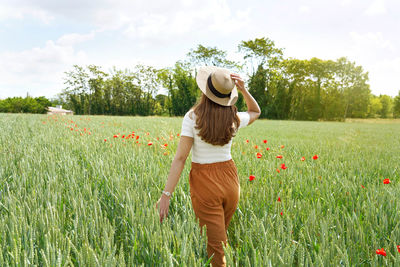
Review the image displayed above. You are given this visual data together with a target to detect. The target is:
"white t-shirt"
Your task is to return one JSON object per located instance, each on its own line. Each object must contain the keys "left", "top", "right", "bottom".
{"left": 180, "top": 110, "right": 250, "bottom": 164}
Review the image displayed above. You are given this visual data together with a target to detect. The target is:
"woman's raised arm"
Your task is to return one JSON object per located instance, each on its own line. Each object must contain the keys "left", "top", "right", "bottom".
{"left": 231, "top": 73, "right": 261, "bottom": 125}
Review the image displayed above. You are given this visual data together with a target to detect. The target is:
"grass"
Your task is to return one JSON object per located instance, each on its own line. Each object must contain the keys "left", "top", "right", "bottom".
{"left": 0, "top": 113, "right": 399, "bottom": 266}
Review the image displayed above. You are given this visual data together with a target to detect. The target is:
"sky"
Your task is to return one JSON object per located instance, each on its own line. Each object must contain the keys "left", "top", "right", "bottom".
{"left": 0, "top": 0, "right": 399, "bottom": 99}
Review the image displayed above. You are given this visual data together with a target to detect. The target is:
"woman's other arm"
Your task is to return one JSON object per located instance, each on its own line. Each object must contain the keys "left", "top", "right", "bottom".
{"left": 230, "top": 73, "right": 261, "bottom": 125}
{"left": 156, "top": 135, "right": 193, "bottom": 223}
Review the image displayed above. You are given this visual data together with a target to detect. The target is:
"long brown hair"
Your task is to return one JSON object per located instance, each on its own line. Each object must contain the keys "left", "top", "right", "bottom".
{"left": 192, "top": 94, "right": 240, "bottom": 146}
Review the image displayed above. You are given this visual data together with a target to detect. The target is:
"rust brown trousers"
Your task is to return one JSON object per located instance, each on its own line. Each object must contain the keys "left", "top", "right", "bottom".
{"left": 189, "top": 159, "right": 240, "bottom": 267}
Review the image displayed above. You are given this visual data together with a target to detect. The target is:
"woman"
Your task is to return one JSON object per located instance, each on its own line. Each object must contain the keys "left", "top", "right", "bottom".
{"left": 156, "top": 66, "right": 261, "bottom": 266}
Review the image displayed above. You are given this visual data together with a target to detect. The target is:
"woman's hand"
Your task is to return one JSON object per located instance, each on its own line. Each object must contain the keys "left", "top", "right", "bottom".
{"left": 155, "top": 194, "right": 170, "bottom": 223}
{"left": 230, "top": 73, "right": 246, "bottom": 93}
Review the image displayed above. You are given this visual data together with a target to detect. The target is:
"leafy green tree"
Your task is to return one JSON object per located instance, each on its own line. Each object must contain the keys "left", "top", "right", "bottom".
{"left": 393, "top": 91, "right": 400, "bottom": 118}
{"left": 87, "top": 65, "right": 108, "bottom": 115}
{"left": 367, "top": 95, "right": 383, "bottom": 118}
{"left": 158, "top": 67, "right": 175, "bottom": 116}
{"left": 334, "top": 58, "right": 370, "bottom": 119}
{"left": 62, "top": 65, "right": 89, "bottom": 115}
{"left": 187, "top": 44, "right": 239, "bottom": 70}
{"left": 172, "top": 61, "right": 198, "bottom": 116}
{"left": 308, "top": 58, "right": 335, "bottom": 120}
{"left": 378, "top": 94, "right": 393, "bottom": 118}
{"left": 34, "top": 96, "right": 52, "bottom": 113}
{"left": 133, "top": 64, "right": 161, "bottom": 116}
{"left": 238, "top": 37, "right": 284, "bottom": 118}
{"left": 0, "top": 96, "right": 51, "bottom": 113}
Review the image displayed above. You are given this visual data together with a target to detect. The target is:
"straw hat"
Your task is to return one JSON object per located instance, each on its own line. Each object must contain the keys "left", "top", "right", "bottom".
{"left": 196, "top": 66, "right": 238, "bottom": 106}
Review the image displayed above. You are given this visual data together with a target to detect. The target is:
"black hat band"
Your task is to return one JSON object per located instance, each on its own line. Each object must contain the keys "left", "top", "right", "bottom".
{"left": 207, "top": 74, "right": 231, "bottom": 98}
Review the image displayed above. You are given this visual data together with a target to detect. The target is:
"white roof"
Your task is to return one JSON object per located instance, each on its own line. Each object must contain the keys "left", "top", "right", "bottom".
{"left": 48, "top": 107, "right": 73, "bottom": 113}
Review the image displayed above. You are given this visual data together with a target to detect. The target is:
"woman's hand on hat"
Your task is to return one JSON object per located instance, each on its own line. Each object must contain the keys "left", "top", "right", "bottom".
{"left": 155, "top": 194, "right": 170, "bottom": 223}
{"left": 230, "top": 73, "right": 246, "bottom": 93}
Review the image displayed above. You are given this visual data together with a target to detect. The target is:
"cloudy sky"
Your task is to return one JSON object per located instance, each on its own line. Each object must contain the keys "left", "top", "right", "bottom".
{"left": 0, "top": 0, "right": 399, "bottom": 99}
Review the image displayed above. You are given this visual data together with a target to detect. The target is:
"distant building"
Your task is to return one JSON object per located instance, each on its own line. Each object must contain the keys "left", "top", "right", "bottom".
{"left": 47, "top": 105, "right": 74, "bottom": 115}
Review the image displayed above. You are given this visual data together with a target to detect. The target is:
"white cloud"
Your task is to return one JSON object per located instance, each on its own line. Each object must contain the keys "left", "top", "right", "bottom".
{"left": 119, "top": 0, "right": 250, "bottom": 43}
{"left": 340, "top": 0, "right": 353, "bottom": 6}
{"left": 0, "top": 40, "right": 88, "bottom": 98}
{"left": 367, "top": 57, "right": 400, "bottom": 96}
{"left": 1, "top": 0, "right": 399, "bottom": 98}
{"left": 1, "top": 0, "right": 249, "bottom": 41}
{"left": 299, "top": 5, "right": 311, "bottom": 14}
{"left": 348, "top": 31, "right": 398, "bottom": 96}
{"left": 365, "top": 0, "right": 387, "bottom": 16}
{"left": 349, "top": 31, "right": 395, "bottom": 56}
{"left": 0, "top": 2, "right": 54, "bottom": 23}
{"left": 56, "top": 31, "right": 96, "bottom": 46}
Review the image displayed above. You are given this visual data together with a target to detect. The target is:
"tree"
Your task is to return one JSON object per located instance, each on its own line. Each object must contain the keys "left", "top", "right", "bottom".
{"left": 378, "top": 94, "right": 393, "bottom": 118}
{"left": 87, "top": 65, "right": 108, "bottom": 115}
{"left": 133, "top": 64, "right": 161, "bottom": 116}
{"left": 367, "top": 95, "right": 382, "bottom": 118}
{"left": 0, "top": 96, "right": 51, "bottom": 113}
{"left": 334, "top": 58, "right": 370, "bottom": 119}
{"left": 393, "top": 91, "right": 400, "bottom": 118}
{"left": 62, "top": 65, "right": 89, "bottom": 115}
{"left": 187, "top": 44, "right": 239, "bottom": 70}
{"left": 238, "top": 37, "right": 283, "bottom": 76}
{"left": 171, "top": 61, "right": 198, "bottom": 116}
{"left": 308, "top": 58, "right": 335, "bottom": 120}
{"left": 238, "top": 37, "right": 284, "bottom": 118}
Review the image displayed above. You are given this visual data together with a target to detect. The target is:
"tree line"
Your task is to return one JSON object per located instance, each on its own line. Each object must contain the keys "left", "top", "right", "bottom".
{"left": 0, "top": 96, "right": 52, "bottom": 114}
{"left": 2, "top": 37, "right": 400, "bottom": 120}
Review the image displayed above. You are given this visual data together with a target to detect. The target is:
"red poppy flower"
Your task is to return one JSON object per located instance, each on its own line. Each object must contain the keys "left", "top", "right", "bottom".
{"left": 397, "top": 245, "right": 400, "bottom": 253}
{"left": 177, "top": 133, "right": 180, "bottom": 137}
{"left": 301, "top": 157, "right": 305, "bottom": 161}
{"left": 148, "top": 142, "right": 153, "bottom": 146}
{"left": 122, "top": 135, "right": 125, "bottom": 138}
{"left": 383, "top": 178, "right": 390, "bottom": 184}
{"left": 113, "top": 135, "right": 118, "bottom": 138}
{"left": 376, "top": 248, "right": 386, "bottom": 256}
{"left": 280, "top": 163, "right": 287, "bottom": 170}
{"left": 136, "top": 136, "right": 139, "bottom": 140}
{"left": 277, "top": 197, "right": 281, "bottom": 202}
{"left": 246, "top": 139, "right": 249, "bottom": 143}
{"left": 266, "top": 147, "right": 270, "bottom": 151}
{"left": 280, "top": 211, "right": 283, "bottom": 216}
{"left": 276, "top": 155, "right": 283, "bottom": 159}
{"left": 146, "top": 132, "right": 149, "bottom": 135}
{"left": 249, "top": 175, "right": 255, "bottom": 181}
{"left": 256, "top": 152, "right": 262, "bottom": 159}
{"left": 164, "top": 143, "right": 168, "bottom": 147}
{"left": 313, "top": 155, "right": 318, "bottom": 160}
{"left": 361, "top": 185, "right": 365, "bottom": 189}
{"left": 263, "top": 140, "right": 267, "bottom": 144}
{"left": 276, "top": 168, "right": 280, "bottom": 173}
{"left": 254, "top": 145, "right": 258, "bottom": 149}
{"left": 104, "top": 139, "right": 107, "bottom": 142}
{"left": 281, "top": 145, "right": 285, "bottom": 149}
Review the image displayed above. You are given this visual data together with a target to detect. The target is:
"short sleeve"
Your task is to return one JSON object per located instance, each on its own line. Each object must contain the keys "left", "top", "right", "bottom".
{"left": 180, "top": 111, "right": 195, "bottom": 137}
{"left": 238, "top": 112, "right": 250, "bottom": 129}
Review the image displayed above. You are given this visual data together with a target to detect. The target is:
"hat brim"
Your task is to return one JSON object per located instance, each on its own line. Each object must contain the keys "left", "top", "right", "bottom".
{"left": 196, "top": 66, "right": 238, "bottom": 106}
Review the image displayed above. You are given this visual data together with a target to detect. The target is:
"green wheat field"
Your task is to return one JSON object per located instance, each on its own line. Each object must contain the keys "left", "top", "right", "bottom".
{"left": 0, "top": 113, "right": 399, "bottom": 266}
